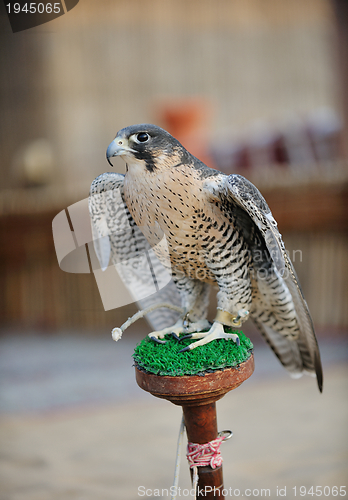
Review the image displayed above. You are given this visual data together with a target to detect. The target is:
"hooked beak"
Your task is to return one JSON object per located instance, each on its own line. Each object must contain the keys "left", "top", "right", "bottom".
{"left": 106, "top": 137, "right": 134, "bottom": 167}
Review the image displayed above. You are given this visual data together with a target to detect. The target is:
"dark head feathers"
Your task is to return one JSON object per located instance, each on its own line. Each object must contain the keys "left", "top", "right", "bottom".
{"left": 116, "top": 124, "right": 222, "bottom": 178}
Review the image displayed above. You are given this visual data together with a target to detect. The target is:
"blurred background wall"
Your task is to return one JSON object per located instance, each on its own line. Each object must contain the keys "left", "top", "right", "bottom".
{"left": 0, "top": 0, "right": 347, "bottom": 332}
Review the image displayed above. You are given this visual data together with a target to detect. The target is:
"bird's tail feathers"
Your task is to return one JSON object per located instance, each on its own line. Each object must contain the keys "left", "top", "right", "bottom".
{"left": 251, "top": 318, "right": 304, "bottom": 376}
{"left": 282, "top": 257, "right": 323, "bottom": 392}
{"left": 251, "top": 316, "right": 322, "bottom": 392}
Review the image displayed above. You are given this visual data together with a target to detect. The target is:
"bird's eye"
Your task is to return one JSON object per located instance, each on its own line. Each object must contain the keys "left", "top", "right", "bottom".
{"left": 136, "top": 132, "right": 150, "bottom": 143}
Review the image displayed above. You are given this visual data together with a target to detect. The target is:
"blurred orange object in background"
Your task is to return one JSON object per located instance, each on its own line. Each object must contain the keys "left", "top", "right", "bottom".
{"left": 157, "top": 98, "right": 215, "bottom": 168}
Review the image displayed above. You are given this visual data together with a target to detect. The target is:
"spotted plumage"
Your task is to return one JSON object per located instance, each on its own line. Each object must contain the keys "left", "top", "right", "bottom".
{"left": 89, "top": 124, "right": 323, "bottom": 391}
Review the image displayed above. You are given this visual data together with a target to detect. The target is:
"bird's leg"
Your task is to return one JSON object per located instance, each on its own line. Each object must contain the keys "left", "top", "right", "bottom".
{"left": 179, "top": 322, "right": 239, "bottom": 352}
{"left": 148, "top": 278, "right": 211, "bottom": 344}
{"left": 179, "top": 309, "right": 249, "bottom": 352}
{"left": 148, "top": 318, "right": 185, "bottom": 344}
{"left": 180, "top": 321, "right": 240, "bottom": 352}
{"left": 148, "top": 317, "right": 211, "bottom": 344}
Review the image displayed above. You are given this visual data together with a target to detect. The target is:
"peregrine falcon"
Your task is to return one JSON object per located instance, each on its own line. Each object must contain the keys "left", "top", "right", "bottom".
{"left": 89, "top": 124, "right": 323, "bottom": 392}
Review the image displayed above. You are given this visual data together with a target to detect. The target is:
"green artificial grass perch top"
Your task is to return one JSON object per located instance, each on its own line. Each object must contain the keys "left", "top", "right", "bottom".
{"left": 133, "top": 329, "right": 253, "bottom": 377}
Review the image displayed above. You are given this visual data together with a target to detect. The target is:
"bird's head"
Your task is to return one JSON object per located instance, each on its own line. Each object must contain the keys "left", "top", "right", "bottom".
{"left": 106, "top": 124, "right": 189, "bottom": 173}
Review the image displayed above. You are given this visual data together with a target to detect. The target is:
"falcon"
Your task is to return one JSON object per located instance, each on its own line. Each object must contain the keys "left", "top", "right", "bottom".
{"left": 89, "top": 124, "right": 323, "bottom": 392}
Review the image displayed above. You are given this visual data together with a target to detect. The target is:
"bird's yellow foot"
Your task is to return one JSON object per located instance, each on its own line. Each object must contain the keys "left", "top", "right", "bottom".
{"left": 149, "top": 319, "right": 211, "bottom": 344}
{"left": 179, "top": 322, "right": 240, "bottom": 352}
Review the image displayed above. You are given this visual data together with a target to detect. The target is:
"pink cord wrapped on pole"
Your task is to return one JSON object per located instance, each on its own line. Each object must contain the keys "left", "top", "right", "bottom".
{"left": 187, "top": 436, "right": 226, "bottom": 470}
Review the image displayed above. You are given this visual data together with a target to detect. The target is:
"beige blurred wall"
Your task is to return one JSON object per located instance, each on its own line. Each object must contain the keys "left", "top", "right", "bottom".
{"left": 0, "top": 0, "right": 338, "bottom": 190}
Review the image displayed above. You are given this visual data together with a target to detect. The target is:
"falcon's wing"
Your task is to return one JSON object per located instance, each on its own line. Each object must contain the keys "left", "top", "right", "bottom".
{"left": 208, "top": 173, "right": 323, "bottom": 391}
{"left": 88, "top": 172, "right": 181, "bottom": 330}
